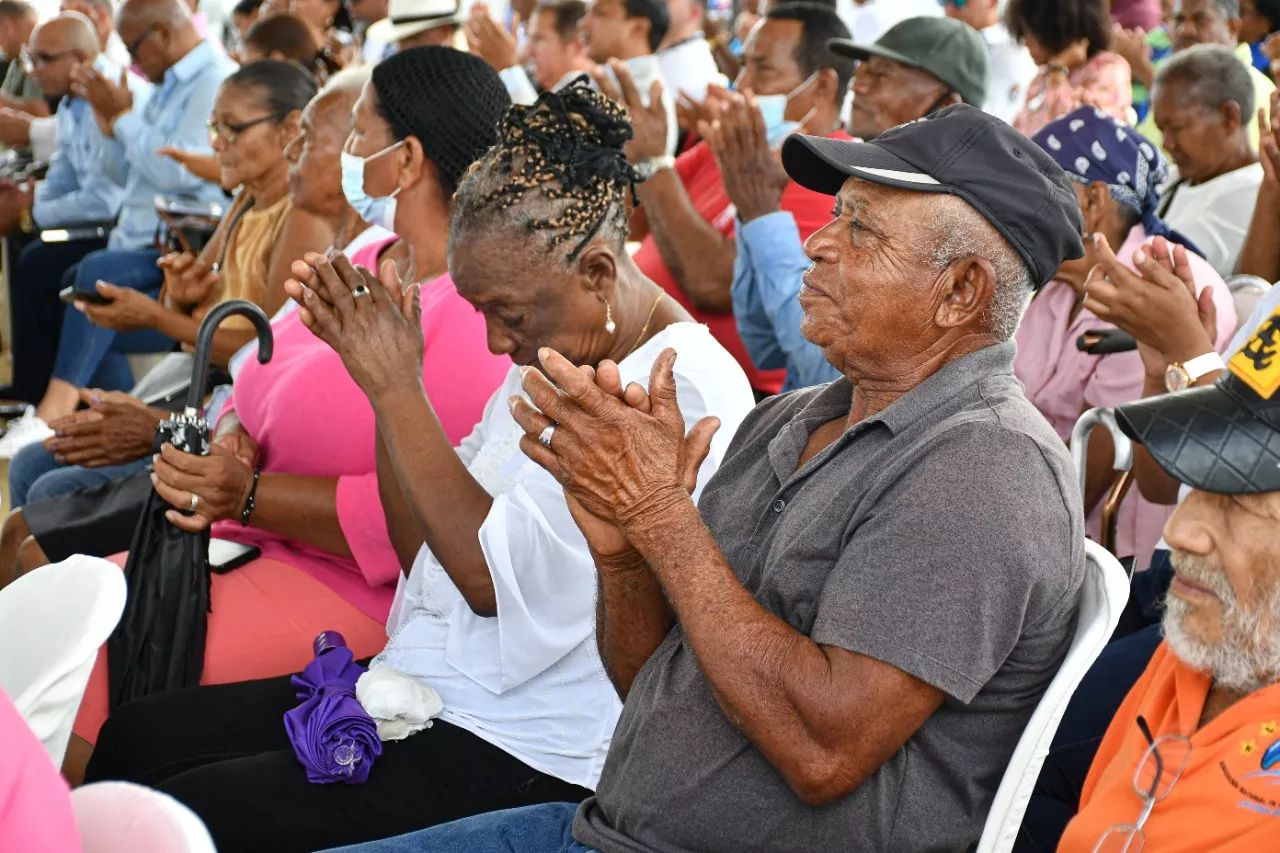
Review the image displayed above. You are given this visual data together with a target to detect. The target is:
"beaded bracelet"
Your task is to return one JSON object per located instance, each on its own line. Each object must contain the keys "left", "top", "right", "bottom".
{"left": 240, "top": 463, "right": 263, "bottom": 527}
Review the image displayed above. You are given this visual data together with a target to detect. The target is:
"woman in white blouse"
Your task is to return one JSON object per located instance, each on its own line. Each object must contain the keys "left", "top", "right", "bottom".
{"left": 82, "top": 82, "right": 755, "bottom": 853}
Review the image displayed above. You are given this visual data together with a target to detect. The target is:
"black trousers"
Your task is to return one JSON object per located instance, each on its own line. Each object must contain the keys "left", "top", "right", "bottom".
{"left": 86, "top": 674, "right": 594, "bottom": 853}
{"left": 10, "top": 236, "right": 108, "bottom": 402}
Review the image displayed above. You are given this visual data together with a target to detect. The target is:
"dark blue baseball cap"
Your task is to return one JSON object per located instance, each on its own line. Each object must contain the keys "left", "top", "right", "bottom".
{"left": 781, "top": 104, "right": 1085, "bottom": 289}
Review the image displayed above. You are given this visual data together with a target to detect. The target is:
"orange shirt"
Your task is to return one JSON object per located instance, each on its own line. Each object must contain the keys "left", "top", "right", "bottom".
{"left": 633, "top": 136, "right": 848, "bottom": 395}
{"left": 1059, "top": 642, "right": 1280, "bottom": 852}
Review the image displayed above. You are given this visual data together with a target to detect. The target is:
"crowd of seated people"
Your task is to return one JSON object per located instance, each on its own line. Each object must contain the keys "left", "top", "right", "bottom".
{"left": 2, "top": 0, "right": 1280, "bottom": 851}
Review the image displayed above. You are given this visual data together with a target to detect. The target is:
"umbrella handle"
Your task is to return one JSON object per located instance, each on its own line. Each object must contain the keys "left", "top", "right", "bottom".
{"left": 185, "top": 299, "right": 274, "bottom": 414}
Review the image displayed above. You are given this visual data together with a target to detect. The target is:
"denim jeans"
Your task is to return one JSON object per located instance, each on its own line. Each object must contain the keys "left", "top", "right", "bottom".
{"left": 324, "top": 803, "right": 600, "bottom": 853}
{"left": 52, "top": 248, "right": 173, "bottom": 391}
{"left": 8, "top": 441, "right": 151, "bottom": 509}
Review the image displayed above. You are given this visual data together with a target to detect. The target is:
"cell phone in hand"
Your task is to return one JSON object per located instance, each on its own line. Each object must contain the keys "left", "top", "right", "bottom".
{"left": 59, "top": 285, "right": 113, "bottom": 306}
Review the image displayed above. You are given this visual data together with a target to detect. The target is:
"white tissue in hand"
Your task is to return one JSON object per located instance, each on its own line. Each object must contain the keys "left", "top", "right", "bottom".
{"left": 356, "top": 667, "right": 444, "bottom": 742}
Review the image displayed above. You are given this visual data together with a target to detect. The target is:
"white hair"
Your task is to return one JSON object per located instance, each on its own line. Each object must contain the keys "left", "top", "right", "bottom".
{"left": 1163, "top": 549, "right": 1280, "bottom": 694}
{"left": 925, "top": 200, "right": 1034, "bottom": 341}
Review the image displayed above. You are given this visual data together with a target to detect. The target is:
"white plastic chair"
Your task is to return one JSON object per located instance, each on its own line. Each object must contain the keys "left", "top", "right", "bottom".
{"left": 72, "top": 781, "right": 216, "bottom": 853}
{"left": 0, "top": 556, "right": 127, "bottom": 765}
{"left": 1226, "top": 275, "right": 1271, "bottom": 336}
{"left": 975, "top": 540, "right": 1129, "bottom": 853}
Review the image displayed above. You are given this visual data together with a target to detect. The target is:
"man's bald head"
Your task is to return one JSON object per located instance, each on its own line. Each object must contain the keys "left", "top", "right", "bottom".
{"left": 117, "top": 0, "right": 200, "bottom": 82}
{"left": 28, "top": 13, "right": 100, "bottom": 98}
{"left": 36, "top": 12, "right": 101, "bottom": 54}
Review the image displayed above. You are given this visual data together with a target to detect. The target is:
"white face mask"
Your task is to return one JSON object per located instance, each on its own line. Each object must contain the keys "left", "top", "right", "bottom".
{"left": 755, "top": 94, "right": 802, "bottom": 147}
{"left": 340, "top": 140, "right": 405, "bottom": 232}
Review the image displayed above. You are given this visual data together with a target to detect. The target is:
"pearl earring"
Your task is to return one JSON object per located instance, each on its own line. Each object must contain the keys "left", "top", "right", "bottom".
{"left": 604, "top": 300, "right": 616, "bottom": 334}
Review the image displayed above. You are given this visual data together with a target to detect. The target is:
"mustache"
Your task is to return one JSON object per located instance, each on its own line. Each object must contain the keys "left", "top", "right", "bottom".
{"left": 1169, "top": 549, "right": 1236, "bottom": 604}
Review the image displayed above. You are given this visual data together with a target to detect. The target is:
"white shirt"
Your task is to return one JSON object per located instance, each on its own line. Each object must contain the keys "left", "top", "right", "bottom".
{"left": 498, "top": 66, "right": 583, "bottom": 106}
{"left": 980, "top": 22, "right": 1037, "bottom": 125}
{"left": 1159, "top": 162, "right": 1264, "bottom": 279}
{"left": 374, "top": 322, "right": 755, "bottom": 788}
{"left": 656, "top": 34, "right": 726, "bottom": 103}
{"left": 835, "top": 0, "right": 941, "bottom": 45}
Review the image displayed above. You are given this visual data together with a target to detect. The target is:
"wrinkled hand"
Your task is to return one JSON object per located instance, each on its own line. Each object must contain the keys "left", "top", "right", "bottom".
{"left": 1259, "top": 92, "right": 1280, "bottom": 187}
{"left": 510, "top": 347, "right": 721, "bottom": 538}
{"left": 157, "top": 251, "right": 221, "bottom": 307}
{"left": 1083, "top": 234, "right": 1217, "bottom": 379}
{"left": 151, "top": 441, "right": 254, "bottom": 532}
{"left": 701, "top": 92, "right": 790, "bottom": 223}
{"left": 70, "top": 66, "right": 132, "bottom": 127}
{"left": 465, "top": 3, "right": 520, "bottom": 71}
{"left": 214, "top": 423, "right": 261, "bottom": 470}
{"left": 1109, "top": 24, "right": 1149, "bottom": 70}
{"left": 44, "top": 389, "right": 163, "bottom": 467}
{"left": 284, "top": 251, "right": 424, "bottom": 402}
{"left": 76, "top": 281, "right": 161, "bottom": 333}
{"left": 675, "top": 83, "right": 730, "bottom": 134}
{"left": 0, "top": 108, "right": 32, "bottom": 147}
{"left": 593, "top": 60, "right": 668, "bottom": 163}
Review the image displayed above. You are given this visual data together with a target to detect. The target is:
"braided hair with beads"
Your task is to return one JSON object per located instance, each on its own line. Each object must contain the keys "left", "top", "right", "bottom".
{"left": 451, "top": 78, "right": 641, "bottom": 265}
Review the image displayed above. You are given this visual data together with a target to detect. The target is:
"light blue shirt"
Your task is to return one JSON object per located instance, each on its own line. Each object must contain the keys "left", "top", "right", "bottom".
{"left": 33, "top": 57, "right": 150, "bottom": 230}
{"left": 102, "top": 40, "right": 236, "bottom": 250}
{"left": 731, "top": 211, "right": 840, "bottom": 392}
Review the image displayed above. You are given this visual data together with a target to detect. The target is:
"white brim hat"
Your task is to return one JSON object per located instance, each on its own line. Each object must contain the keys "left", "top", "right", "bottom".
{"left": 367, "top": 0, "right": 461, "bottom": 44}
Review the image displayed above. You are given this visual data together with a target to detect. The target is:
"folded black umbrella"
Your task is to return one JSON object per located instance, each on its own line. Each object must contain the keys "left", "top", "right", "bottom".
{"left": 107, "top": 300, "right": 274, "bottom": 708}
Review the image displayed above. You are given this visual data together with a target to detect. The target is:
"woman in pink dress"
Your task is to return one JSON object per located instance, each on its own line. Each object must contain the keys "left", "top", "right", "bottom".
{"left": 63, "top": 55, "right": 513, "bottom": 774}
{"left": 1007, "top": 0, "right": 1134, "bottom": 137}
{"left": 1015, "top": 108, "right": 1236, "bottom": 567}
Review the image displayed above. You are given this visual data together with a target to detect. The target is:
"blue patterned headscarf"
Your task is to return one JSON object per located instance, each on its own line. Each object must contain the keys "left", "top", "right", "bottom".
{"left": 1031, "top": 106, "right": 1204, "bottom": 257}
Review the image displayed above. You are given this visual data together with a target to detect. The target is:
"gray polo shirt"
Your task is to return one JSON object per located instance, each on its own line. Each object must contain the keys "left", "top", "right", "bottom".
{"left": 574, "top": 340, "right": 1085, "bottom": 853}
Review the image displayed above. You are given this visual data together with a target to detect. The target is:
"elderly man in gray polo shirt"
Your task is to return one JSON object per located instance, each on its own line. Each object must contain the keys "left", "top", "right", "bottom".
{"left": 326, "top": 106, "right": 1089, "bottom": 853}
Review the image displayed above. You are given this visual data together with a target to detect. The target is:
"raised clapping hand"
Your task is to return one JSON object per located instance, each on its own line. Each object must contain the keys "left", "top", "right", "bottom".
{"left": 1259, "top": 91, "right": 1280, "bottom": 187}
{"left": 464, "top": 3, "right": 520, "bottom": 72}
{"left": 282, "top": 252, "right": 425, "bottom": 402}
{"left": 69, "top": 65, "right": 132, "bottom": 131}
{"left": 1083, "top": 233, "right": 1218, "bottom": 379}
{"left": 592, "top": 60, "right": 668, "bottom": 164}
{"left": 509, "top": 347, "right": 721, "bottom": 553}
{"left": 701, "top": 92, "right": 793, "bottom": 223}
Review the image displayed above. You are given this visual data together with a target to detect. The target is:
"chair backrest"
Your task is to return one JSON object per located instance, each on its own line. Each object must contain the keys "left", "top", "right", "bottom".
{"left": 72, "top": 782, "right": 216, "bottom": 853}
{"left": 975, "top": 540, "right": 1129, "bottom": 853}
{"left": 0, "top": 557, "right": 126, "bottom": 765}
{"left": 1226, "top": 275, "right": 1272, "bottom": 337}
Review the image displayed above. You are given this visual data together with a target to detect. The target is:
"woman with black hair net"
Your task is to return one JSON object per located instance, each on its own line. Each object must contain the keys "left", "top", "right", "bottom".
{"left": 82, "top": 55, "right": 755, "bottom": 853}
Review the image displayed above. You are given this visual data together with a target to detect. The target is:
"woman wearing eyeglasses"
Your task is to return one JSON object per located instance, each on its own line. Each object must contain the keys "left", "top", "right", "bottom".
{"left": 0, "top": 58, "right": 327, "bottom": 459}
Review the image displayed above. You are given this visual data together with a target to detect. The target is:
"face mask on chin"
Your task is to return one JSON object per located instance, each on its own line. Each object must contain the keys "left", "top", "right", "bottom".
{"left": 340, "top": 139, "right": 405, "bottom": 232}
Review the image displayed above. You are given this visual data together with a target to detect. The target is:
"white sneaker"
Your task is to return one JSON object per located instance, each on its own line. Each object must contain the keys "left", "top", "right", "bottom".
{"left": 0, "top": 407, "right": 54, "bottom": 459}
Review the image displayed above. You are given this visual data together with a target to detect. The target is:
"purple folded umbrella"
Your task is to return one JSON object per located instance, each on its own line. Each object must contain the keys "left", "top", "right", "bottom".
{"left": 284, "top": 631, "right": 383, "bottom": 784}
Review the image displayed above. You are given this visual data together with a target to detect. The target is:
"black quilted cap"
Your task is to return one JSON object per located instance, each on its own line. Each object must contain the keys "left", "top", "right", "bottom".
{"left": 1116, "top": 309, "right": 1280, "bottom": 495}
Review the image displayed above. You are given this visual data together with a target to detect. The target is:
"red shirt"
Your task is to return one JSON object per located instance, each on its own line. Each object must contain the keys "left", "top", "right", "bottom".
{"left": 633, "top": 134, "right": 849, "bottom": 395}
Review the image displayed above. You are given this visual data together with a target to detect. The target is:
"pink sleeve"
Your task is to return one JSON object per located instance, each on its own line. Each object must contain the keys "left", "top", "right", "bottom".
{"left": 0, "top": 692, "right": 80, "bottom": 853}
{"left": 335, "top": 471, "right": 402, "bottom": 589}
{"left": 1083, "top": 348, "right": 1146, "bottom": 411}
{"left": 418, "top": 277, "right": 511, "bottom": 446}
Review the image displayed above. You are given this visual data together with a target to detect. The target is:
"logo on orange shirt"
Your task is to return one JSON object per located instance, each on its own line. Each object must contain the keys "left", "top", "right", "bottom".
{"left": 1220, "top": 725, "right": 1280, "bottom": 818}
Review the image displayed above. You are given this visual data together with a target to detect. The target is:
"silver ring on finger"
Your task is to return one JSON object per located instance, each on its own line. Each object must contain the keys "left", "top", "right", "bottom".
{"left": 189, "top": 492, "right": 199, "bottom": 512}
{"left": 539, "top": 424, "right": 556, "bottom": 448}
{"left": 352, "top": 284, "right": 371, "bottom": 299}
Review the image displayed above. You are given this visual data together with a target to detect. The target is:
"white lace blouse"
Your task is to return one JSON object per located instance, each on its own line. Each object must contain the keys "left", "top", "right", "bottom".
{"left": 373, "top": 322, "right": 756, "bottom": 788}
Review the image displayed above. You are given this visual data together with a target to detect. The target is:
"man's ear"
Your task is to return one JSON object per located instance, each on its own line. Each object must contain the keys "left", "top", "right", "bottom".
{"left": 934, "top": 256, "right": 998, "bottom": 331}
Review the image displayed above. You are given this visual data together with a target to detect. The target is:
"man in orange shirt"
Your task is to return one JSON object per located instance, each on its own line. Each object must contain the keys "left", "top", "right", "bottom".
{"left": 1058, "top": 301, "right": 1280, "bottom": 852}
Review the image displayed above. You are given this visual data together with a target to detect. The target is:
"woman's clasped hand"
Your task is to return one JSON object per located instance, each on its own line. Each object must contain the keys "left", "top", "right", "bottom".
{"left": 283, "top": 252, "right": 425, "bottom": 399}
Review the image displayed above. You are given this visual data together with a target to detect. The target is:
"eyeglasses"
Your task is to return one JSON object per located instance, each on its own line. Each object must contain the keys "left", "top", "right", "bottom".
{"left": 938, "top": 0, "right": 966, "bottom": 6}
{"left": 126, "top": 23, "right": 158, "bottom": 58}
{"left": 19, "top": 47, "right": 77, "bottom": 74}
{"left": 207, "top": 113, "right": 283, "bottom": 145}
{"left": 1092, "top": 716, "right": 1192, "bottom": 853}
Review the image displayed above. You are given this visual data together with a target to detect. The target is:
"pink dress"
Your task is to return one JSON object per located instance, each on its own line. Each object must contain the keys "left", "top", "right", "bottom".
{"left": 73, "top": 238, "right": 511, "bottom": 741}
{"left": 1014, "top": 51, "right": 1134, "bottom": 138}
{"left": 1014, "top": 225, "right": 1237, "bottom": 568}
{"left": 0, "top": 691, "right": 80, "bottom": 852}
